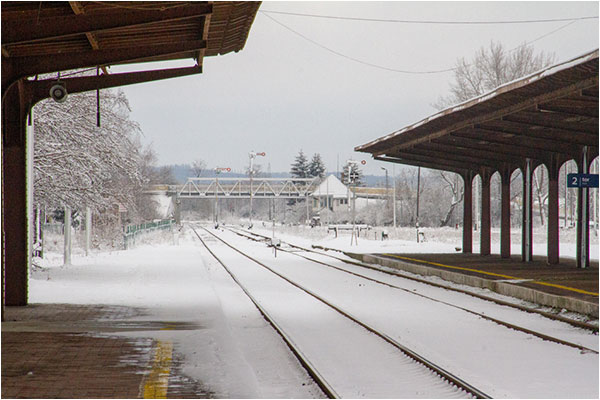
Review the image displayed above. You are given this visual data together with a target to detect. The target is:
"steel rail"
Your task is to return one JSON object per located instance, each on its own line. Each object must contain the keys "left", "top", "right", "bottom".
{"left": 189, "top": 225, "right": 339, "bottom": 399}
{"left": 198, "top": 224, "right": 491, "bottom": 399}
{"left": 229, "top": 226, "right": 599, "bottom": 333}
{"left": 226, "top": 226, "right": 599, "bottom": 354}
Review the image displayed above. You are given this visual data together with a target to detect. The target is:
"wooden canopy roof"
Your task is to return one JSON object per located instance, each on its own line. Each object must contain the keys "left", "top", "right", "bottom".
{"left": 356, "top": 50, "right": 599, "bottom": 175}
{"left": 1, "top": 1, "right": 260, "bottom": 94}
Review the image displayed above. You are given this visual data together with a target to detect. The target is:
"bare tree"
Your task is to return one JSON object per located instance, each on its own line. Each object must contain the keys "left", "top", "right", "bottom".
{"left": 433, "top": 42, "right": 555, "bottom": 110}
{"left": 439, "top": 172, "right": 464, "bottom": 227}
{"left": 191, "top": 159, "right": 206, "bottom": 177}
{"left": 431, "top": 42, "right": 555, "bottom": 227}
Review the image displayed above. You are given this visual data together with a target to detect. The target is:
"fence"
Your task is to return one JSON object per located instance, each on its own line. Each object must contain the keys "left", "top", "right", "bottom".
{"left": 123, "top": 219, "right": 175, "bottom": 249}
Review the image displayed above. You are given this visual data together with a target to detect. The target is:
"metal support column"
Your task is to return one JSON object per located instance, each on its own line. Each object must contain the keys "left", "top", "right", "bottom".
{"left": 480, "top": 170, "right": 491, "bottom": 256}
{"left": 462, "top": 171, "right": 474, "bottom": 254}
{"left": 501, "top": 168, "right": 512, "bottom": 259}
{"left": 547, "top": 157, "right": 560, "bottom": 265}
{"left": 577, "top": 147, "right": 590, "bottom": 268}
{"left": 522, "top": 160, "right": 533, "bottom": 262}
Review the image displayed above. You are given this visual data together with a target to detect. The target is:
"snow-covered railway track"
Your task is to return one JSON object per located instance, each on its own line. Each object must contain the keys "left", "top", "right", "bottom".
{"left": 227, "top": 226, "right": 599, "bottom": 353}
{"left": 190, "top": 224, "right": 488, "bottom": 399}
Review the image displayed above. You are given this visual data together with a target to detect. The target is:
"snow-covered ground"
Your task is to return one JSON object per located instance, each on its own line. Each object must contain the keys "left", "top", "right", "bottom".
{"left": 30, "top": 225, "right": 599, "bottom": 398}
{"left": 241, "top": 221, "right": 599, "bottom": 260}
{"left": 31, "top": 230, "right": 321, "bottom": 398}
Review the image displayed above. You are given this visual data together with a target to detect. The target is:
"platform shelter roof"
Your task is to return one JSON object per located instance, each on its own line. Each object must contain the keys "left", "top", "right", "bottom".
{"left": 1, "top": 1, "right": 260, "bottom": 95}
{"left": 355, "top": 50, "right": 599, "bottom": 175}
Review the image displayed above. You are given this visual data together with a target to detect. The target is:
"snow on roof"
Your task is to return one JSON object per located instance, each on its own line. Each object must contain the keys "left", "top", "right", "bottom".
{"left": 355, "top": 48, "right": 599, "bottom": 152}
{"left": 311, "top": 174, "right": 349, "bottom": 198}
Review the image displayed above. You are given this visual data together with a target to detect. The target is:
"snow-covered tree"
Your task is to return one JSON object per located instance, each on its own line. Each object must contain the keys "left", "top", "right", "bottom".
{"left": 308, "top": 153, "right": 326, "bottom": 178}
{"left": 290, "top": 150, "right": 309, "bottom": 178}
{"left": 33, "top": 88, "right": 143, "bottom": 212}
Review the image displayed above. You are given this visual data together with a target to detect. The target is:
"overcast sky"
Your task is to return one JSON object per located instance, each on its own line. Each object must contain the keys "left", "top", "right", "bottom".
{"left": 115, "top": 1, "right": 599, "bottom": 176}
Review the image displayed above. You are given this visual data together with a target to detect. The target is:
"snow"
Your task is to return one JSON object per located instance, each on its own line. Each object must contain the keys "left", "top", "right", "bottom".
{"left": 29, "top": 224, "right": 599, "bottom": 398}
{"left": 248, "top": 223, "right": 599, "bottom": 261}
{"left": 30, "top": 231, "right": 321, "bottom": 398}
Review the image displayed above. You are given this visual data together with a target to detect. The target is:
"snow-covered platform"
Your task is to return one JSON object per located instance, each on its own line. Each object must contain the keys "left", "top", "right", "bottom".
{"left": 350, "top": 252, "right": 599, "bottom": 317}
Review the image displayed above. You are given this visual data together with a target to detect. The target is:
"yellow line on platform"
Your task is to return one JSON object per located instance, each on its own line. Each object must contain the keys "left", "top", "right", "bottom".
{"left": 143, "top": 341, "right": 173, "bottom": 399}
{"left": 382, "top": 254, "right": 599, "bottom": 297}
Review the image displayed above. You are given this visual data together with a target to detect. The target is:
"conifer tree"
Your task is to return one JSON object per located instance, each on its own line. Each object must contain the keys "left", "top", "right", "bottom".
{"left": 290, "top": 150, "right": 309, "bottom": 178}
{"left": 308, "top": 153, "right": 326, "bottom": 178}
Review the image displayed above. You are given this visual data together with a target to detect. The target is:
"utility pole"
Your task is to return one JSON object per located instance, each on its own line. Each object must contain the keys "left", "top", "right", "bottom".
{"left": 347, "top": 160, "right": 360, "bottom": 246}
{"left": 381, "top": 166, "right": 389, "bottom": 211}
{"left": 326, "top": 173, "right": 330, "bottom": 226}
{"left": 248, "top": 151, "right": 265, "bottom": 227}
{"left": 214, "top": 167, "right": 230, "bottom": 226}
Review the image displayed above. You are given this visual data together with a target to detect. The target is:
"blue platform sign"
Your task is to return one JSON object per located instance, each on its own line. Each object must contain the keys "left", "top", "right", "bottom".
{"left": 567, "top": 173, "right": 599, "bottom": 188}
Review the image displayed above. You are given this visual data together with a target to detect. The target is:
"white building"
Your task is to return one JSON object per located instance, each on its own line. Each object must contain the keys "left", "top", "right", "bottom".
{"left": 311, "top": 175, "right": 391, "bottom": 213}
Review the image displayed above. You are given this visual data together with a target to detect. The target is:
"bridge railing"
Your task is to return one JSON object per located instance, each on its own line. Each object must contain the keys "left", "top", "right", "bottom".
{"left": 123, "top": 218, "right": 175, "bottom": 249}
{"left": 178, "top": 177, "right": 320, "bottom": 199}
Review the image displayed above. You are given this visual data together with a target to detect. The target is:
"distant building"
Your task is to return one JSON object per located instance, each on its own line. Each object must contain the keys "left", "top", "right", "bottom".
{"left": 311, "top": 175, "right": 393, "bottom": 213}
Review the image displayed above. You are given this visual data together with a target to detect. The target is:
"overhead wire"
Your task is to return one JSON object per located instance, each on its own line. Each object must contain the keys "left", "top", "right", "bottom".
{"left": 259, "top": 9, "right": 598, "bottom": 25}
{"left": 260, "top": 11, "right": 588, "bottom": 75}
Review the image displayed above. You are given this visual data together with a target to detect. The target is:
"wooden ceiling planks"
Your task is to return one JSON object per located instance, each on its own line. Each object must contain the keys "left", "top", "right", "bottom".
{"left": 1, "top": 1, "right": 260, "bottom": 81}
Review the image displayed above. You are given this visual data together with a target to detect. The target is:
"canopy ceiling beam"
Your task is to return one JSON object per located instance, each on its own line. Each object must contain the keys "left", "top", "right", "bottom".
{"left": 1, "top": 2, "right": 212, "bottom": 45}
{"left": 399, "top": 147, "right": 511, "bottom": 171}
{"left": 416, "top": 141, "right": 524, "bottom": 166}
{"left": 542, "top": 96, "right": 598, "bottom": 108}
{"left": 435, "top": 135, "right": 552, "bottom": 164}
{"left": 3, "top": 40, "right": 206, "bottom": 89}
{"left": 385, "top": 150, "right": 483, "bottom": 172}
{"left": 456, "top": 128, "right": 584, "bottom": 158}
{"left": 374, "top": 156, "right": 468, "bottom": 175}
{"left": 535, "top": 104, "right": 598, "bottom": 119}
{"left": 478, "top": 119, "right": 598, "bottom": 146}
{"left": 367, "top": 75, "right": 598, "bottom": 154}
{"left": 504, "top": 111, "right": 598, "bottom": 134}
{"left": 26, "top": 65, "right": 202, "bottom": 104}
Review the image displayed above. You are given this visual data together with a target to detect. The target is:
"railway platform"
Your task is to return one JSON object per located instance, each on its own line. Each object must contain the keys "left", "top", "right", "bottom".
{"left": 349, "top": 252, "right": 599, "bottom": 318}
{"left": 1, "top": 304, "right": 211, "bottom": 399}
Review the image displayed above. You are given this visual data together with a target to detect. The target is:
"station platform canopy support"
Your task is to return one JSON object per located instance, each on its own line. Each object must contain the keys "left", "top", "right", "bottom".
{"left": 1, "top": 1, "right": 261, "bottom": 307}
{"left": 356, "top": 50, "right": 599, "bottom": 269}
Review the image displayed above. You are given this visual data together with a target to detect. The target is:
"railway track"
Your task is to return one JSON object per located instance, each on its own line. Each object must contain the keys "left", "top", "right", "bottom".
{"left": 225, "top": 225, "right": 598, "bottom": 355}
{"left": 190, "top": 224, "right": 490, "bottom": 399}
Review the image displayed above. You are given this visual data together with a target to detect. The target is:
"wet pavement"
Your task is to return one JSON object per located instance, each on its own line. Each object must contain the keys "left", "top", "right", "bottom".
{"left": 1, "top": 304, "right": 213, "bottom": 399}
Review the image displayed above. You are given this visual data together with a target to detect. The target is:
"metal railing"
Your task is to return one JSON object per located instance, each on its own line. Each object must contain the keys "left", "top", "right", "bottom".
{"left": 123, "top": 219, "right": 175, "bottom": 249}
{"left": 178, "top": 177, "right": 320, "bottom": 199}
